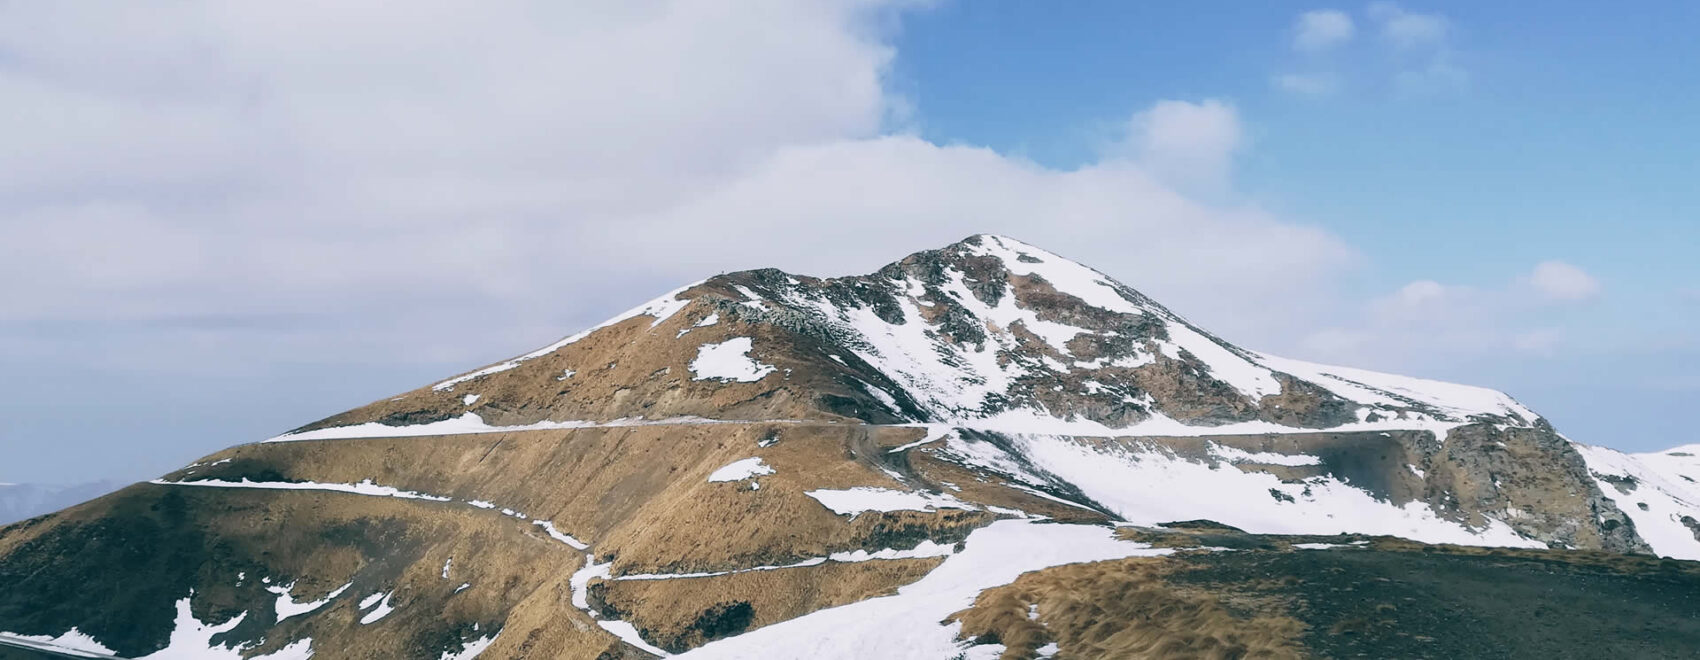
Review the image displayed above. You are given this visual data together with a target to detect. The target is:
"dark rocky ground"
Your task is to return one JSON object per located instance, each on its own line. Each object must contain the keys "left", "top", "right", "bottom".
{"left": 1137, "top": 523, "right": 1700, "bottom": 659}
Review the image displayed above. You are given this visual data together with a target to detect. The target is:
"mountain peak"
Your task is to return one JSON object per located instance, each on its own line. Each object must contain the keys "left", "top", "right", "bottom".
{"left": 287, "top": 235, "right": 1535, "bottom": 442}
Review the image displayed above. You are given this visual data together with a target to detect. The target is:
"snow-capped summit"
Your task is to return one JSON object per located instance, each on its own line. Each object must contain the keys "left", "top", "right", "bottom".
{"left": 288, "top": 234, "right": 1538, "bottom": 440}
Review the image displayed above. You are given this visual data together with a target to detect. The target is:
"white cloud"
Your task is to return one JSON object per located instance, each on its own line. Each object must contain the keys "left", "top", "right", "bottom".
{"left": 1273, "top": 5, "right": 1463, "bottom": 98}
{"left": 1272, "top": 72, "right": 1342, "bottom": 96}
{"left": 1525, "top": 261, "right": 1602, "bottom": 302}
{"left": 0, "top": 3, "right": 1350, "bottom": 372}
{"left": 0, "top": 0, "right": 1680, "bottom": 480}
{"left": 0, "top": 0, "right": 908, "bottom": 324}
{"left": 1300, "top": 263, "right": 1604, "bottom": 371}
{"left": 616, "top": 135, "right": 1353, "bottom": 340}
{"left": 1112, "top": 99, "right": 1244, "bottom": 194}
{"left": 1364, "top": 2, "right": 1464, "bottom": 96}
{"left": 1367, "top": 2, "right": 1448, "bottom": 50}
{"left": 1375, "top": 279, "right": 1454, "bottom": 316}
{"left": 1293, "top": 9, "right": 1355, "bottom": 52}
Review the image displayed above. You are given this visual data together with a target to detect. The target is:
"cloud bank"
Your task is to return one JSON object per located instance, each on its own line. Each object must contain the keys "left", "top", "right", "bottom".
{"left": 0, "top": 0, "right": 1649, "bottom": 480}
{"left": 0, "top": 1, "right": 1361, "bottom": 371}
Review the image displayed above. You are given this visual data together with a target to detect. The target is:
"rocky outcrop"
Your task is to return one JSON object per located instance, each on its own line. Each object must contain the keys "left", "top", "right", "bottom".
{"left": 1422, "top": 422, "right": 1648, "bottom": 554}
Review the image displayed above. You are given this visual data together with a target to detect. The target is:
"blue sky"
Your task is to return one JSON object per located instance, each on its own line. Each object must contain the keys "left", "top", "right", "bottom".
{"left": 0, "top": 1, "right": 1695, "bottom": 483}
{"left": 889, "top": 1, "right": 1699, "bottom": 447}
{"left": 894, "top": 1, "right": 1698, "bottom": 289}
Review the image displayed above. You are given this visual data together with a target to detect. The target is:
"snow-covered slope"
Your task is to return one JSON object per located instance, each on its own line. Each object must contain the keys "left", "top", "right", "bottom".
{"left": 1575, "top": 443, "right": 1700, "bottom": 560}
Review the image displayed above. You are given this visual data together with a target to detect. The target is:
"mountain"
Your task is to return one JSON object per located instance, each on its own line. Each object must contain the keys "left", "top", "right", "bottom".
{"left": 2, "top": 234, "right": 1697, "bottom": 659}
{"left": 0, "top": 481, "right": 123, "bottom": 526}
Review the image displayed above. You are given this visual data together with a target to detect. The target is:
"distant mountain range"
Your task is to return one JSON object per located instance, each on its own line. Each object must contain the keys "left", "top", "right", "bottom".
{"left": 0, "top": 481, "right": 122, "bottom": 526}
{"left": 2, "top": 235, "right": 1696, "bottom": 659}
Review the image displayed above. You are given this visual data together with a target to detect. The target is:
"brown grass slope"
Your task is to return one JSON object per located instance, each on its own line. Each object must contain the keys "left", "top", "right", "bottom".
{"left": 950, "top": 524, "right": 1700, "bottom": 660}
{"left": 0, "top": 484, "right": 621, "bottom": 659}
{"left": 0, "top": 422, "right": 1095, "bottom": 657}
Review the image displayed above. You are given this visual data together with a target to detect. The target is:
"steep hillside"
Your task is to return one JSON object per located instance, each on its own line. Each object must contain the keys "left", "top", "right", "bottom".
{"left": 2, "top": 235, "right": 1694, "bottom": 659}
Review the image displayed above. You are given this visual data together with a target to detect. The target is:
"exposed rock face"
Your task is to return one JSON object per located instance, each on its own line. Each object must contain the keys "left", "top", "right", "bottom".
{"left": 1424, "top": 422, "right": 1648, "bottom": 553}
{"left": 0, "top": 234, "right": 1693, "bottom": 659}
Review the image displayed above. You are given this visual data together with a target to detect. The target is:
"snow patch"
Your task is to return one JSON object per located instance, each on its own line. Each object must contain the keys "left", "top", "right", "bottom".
{"left": 673, "top": 520, "right": 1171, "bottom": 659}
{"left": 359, "top": 592, "right": 396, "bottom": 625}
{"left": 439, "top": 634, "right": 499, "bottom": 660}
{"left": 859, "top": 381, "right": 901, "bottom": 414}
{"left": 707, "top": 457, "right": 774, "bottom": 483}
{"left": 532, "top": 520, "right": 590, "bottom": 550}
{"left": 0, "top": 628, "right": 114, "bottom": 658}
{"left": 828, "top": 539, "right": 955, "bottom": 562}
{"left": 887, "top": 425, "right": 953, "bottom": 454}
{"left": 1010, "top": 433, "right": 1542, "bottom": 548}
{"left": 127, "top": 594, "right": 316, "bottom": 660}
{"left": 677, "top": 312, "right": 720, "bottom": 338}
{"left": 570, "top": 554, "right": 611, "bottom": 610}
{"left": 266, "top": 413, "right": 769, "bottom": 442}
{"left": 962, "top": 644, "right": 1007, "bottom": 660}
{"left": 598, "top": 620, "right": 670, "bottom": 657}
{"left": 805, "top": 487, "right": 977, "bottom": 516}
{"left": 1254, "top": 352, "right": 1540, "bottom": 424}
{"left": 955, "top": 407, "right": 1464, "bottom": 442}
{"left": 690, "top": 338, "right": 776, "bottom": 383}
{"left": 268, "top": 580, "right": 351, "bottom": 622}
{"left": 151, "top": 478, "right": 451, "bottom": 502}
{"left": 733, "top": 285, "right": 770, "bottom": 312}
{"left": 1209, "top": 442, "right": 1322, "bottom": 467}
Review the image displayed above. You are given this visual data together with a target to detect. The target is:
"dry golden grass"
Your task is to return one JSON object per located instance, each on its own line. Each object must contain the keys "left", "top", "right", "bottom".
{"left": 107, "top": 421, "right": 1025, "bottom": 656}
{"left": 292, "top": 279, "right": 912, "bottom": 435}
{"left": 182, "top": 423, "right": 997, "bottom": 573}
{"left": 952, "top": 556, "right": 1305, "bottom": 660}
{"left": 0, "top": 483, "right": 614, "bottom": 660}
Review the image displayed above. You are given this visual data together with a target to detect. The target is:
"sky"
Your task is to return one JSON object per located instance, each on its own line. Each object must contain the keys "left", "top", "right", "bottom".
{"left": 1, "top": 1, "right": 1695, "bottom": 484}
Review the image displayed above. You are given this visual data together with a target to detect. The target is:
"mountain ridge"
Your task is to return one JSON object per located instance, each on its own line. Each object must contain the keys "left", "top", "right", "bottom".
{"left": 2, "top": 234, "right": 1697, "bottom": 659}
{"left": 291, "top": 234, "right": 1537, "bottom": 435}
